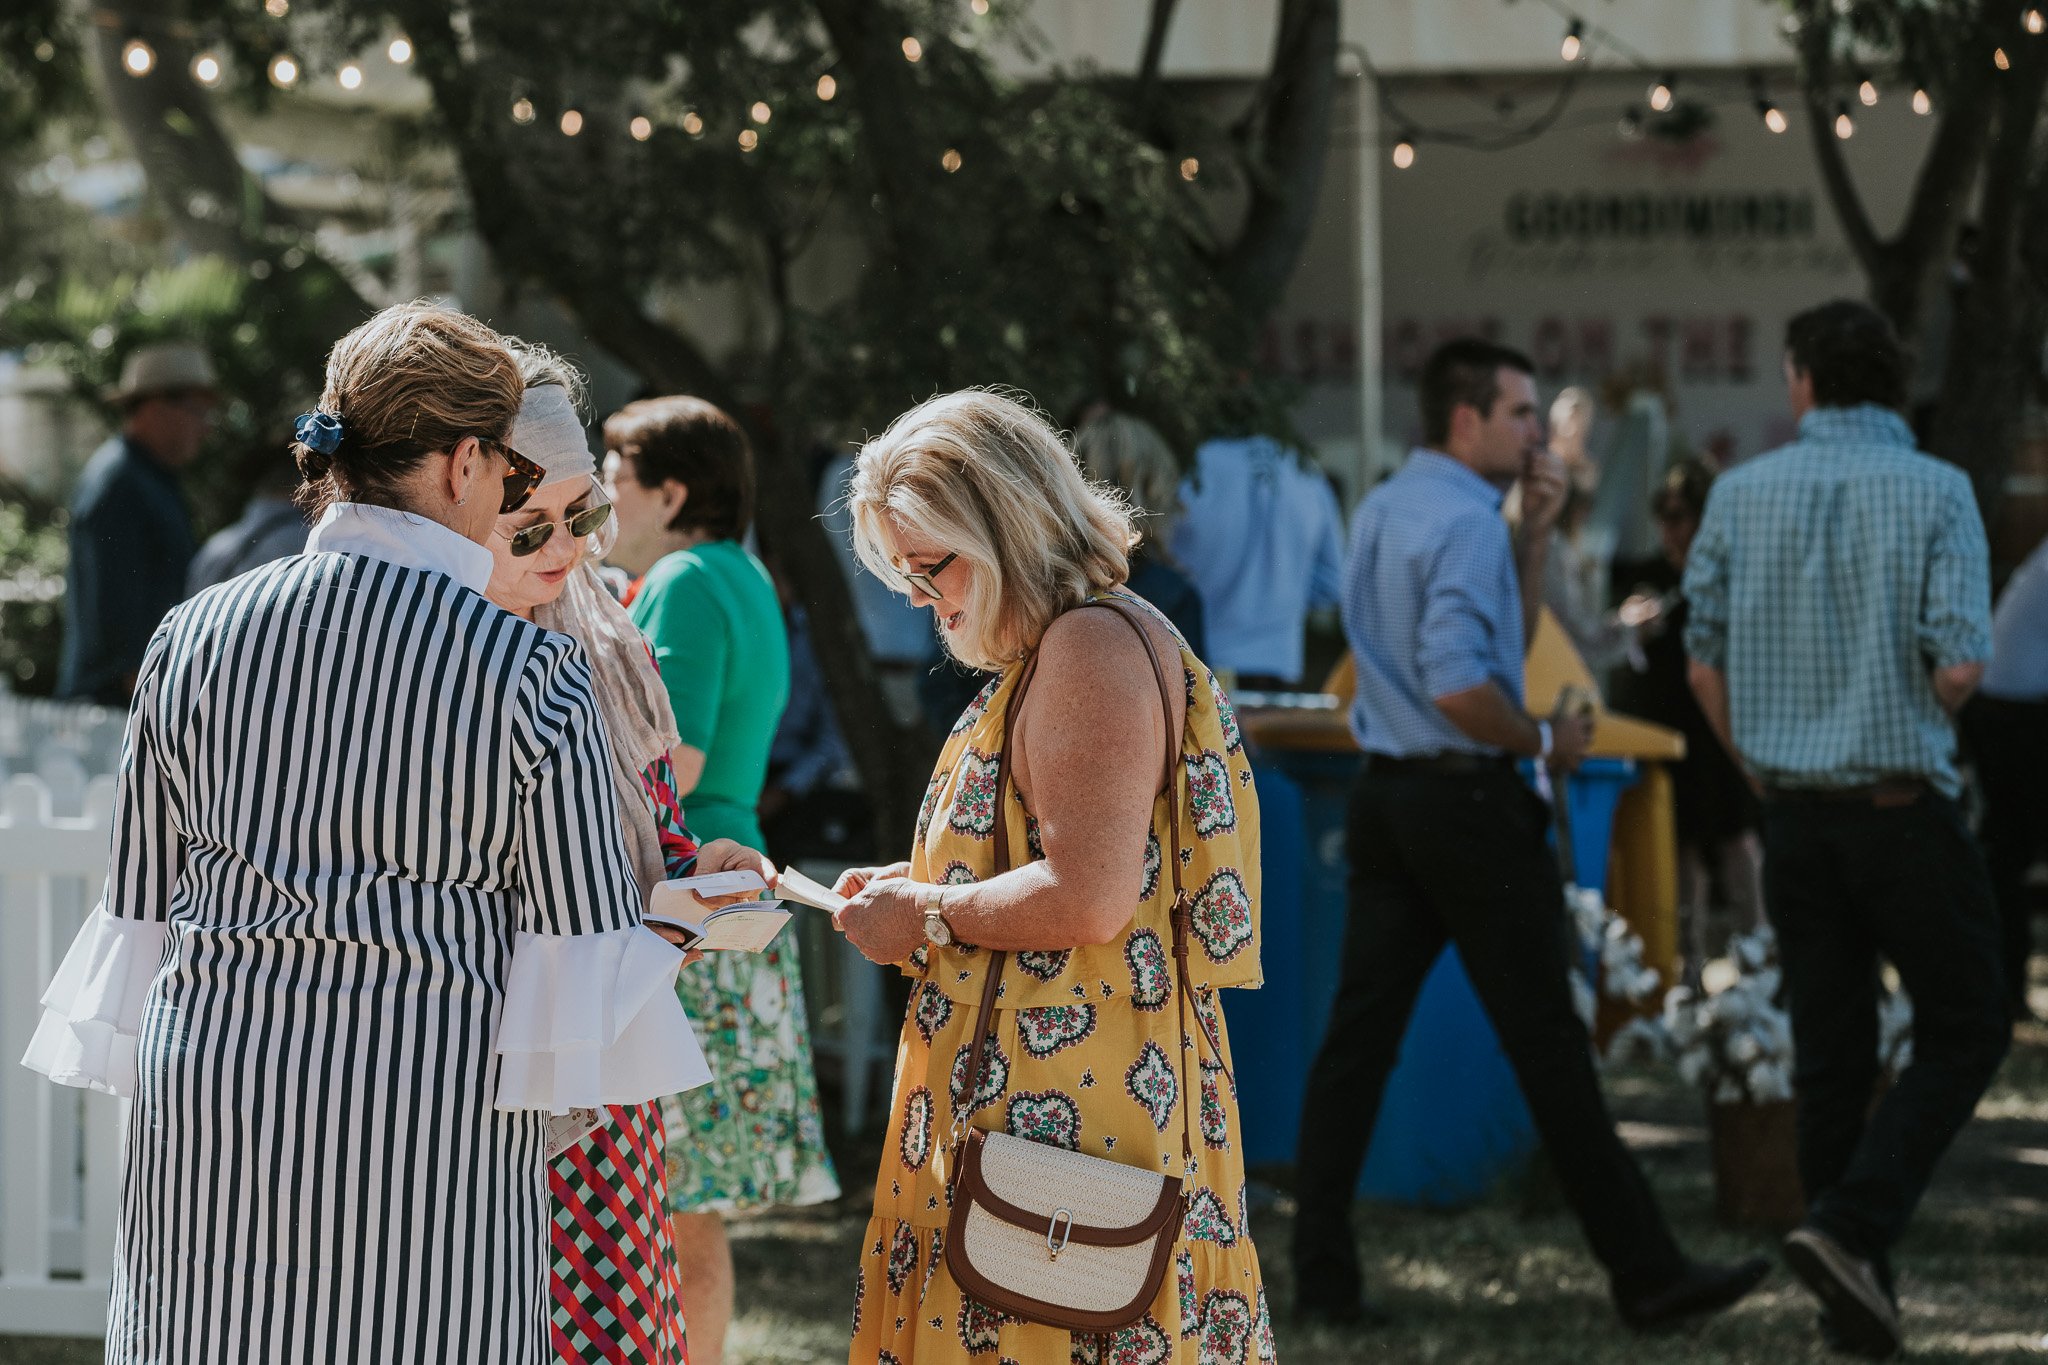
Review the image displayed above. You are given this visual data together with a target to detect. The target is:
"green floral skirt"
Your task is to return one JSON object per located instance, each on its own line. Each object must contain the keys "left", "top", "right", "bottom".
{"left": 663, "top": 937, "right": 841, "bottom": 1212}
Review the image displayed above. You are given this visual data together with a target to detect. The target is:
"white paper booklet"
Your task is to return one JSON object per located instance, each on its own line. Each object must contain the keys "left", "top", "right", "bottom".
{"left": 645, "top": 870, "right": 790, "bottom": 952}
{"left": 775, "top": 865, "right": 849, "bottom": 915}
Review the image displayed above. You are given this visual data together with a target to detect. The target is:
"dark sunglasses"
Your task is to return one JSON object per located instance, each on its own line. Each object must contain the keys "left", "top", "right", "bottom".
{"left": 898, "top": 550, "right": 958, "bottom": 599}
{"left": 497, "top": 443, "right": 546, "bottom": 514}
{"left": 501, "top": 501, "right": 613, "bottom": 557}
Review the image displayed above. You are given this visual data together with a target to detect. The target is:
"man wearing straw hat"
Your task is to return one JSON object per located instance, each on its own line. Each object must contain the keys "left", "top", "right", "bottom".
{"left": 57, "top": 340, "right": 219, "bottom": 704}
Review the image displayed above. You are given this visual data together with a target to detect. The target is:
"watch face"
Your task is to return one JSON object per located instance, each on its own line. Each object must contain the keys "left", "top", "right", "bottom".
{"left": 925, "top": 913, "right": 952, "bottom": 946}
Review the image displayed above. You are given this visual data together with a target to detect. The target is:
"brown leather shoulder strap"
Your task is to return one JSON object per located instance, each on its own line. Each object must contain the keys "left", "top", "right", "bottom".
{"left": 955, "top": 593, "right": 1211, "bottom": 1174}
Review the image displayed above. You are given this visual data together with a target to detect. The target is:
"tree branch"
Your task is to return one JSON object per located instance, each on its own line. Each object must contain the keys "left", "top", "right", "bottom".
{"left": 85, "top": 1, "right": 370, "bottom": 339}
{"left": 1792, "top": 2, "right": 1887, "bottom": 284}
{"left": 1133, "top": 0, "right": 1179, "bottom": 122}
{"left": 1217, "top": 0, "right": 1338, "bottom": 319}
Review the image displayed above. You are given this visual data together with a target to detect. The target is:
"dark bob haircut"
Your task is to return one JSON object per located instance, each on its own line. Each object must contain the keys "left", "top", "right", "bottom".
{"left": 602, "top": 395, "right": 756, "bottom": 541}
{"left": 1784, "top": 300, "right": 1907, "bottom": 412}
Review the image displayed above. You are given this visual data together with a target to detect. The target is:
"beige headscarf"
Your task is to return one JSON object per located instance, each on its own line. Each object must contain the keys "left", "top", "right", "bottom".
{"left": 515, "top": 383, "right": 682, "bottom": 903}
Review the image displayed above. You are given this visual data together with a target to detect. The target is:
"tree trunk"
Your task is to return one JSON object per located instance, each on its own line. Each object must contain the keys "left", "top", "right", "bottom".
{"left": 392, "top": 0, "right": 935, "bottom": 859}
{"left": 1218, "top": 0, "right": 1339, "bottom": 318}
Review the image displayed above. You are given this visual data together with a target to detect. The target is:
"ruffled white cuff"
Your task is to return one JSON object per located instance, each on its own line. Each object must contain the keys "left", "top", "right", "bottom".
{"left": 21, "top": 906, "right": 169, "bottom": 1098}
{"left": 494, "top": 924, "right": 711, "bottom": 1114}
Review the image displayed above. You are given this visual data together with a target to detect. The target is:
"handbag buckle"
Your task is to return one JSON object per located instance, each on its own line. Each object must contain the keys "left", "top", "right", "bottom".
{"left": 1046, "top": 1207, "right": 1074, "bottom": 1260}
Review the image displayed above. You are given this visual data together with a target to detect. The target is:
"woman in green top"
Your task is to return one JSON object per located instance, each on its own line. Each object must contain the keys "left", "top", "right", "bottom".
{"left": 603, "top": 396, "right": 840, "bottom": 1365}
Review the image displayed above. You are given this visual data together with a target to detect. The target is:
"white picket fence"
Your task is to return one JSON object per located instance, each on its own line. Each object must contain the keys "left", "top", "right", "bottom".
{"left": 0, "top": 690, "right": 125, "bottom": 1337}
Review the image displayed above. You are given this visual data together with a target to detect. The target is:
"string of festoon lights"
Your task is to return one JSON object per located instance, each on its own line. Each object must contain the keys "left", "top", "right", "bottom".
{"left": 1369, "top": 0, "right": 2048, "bottom": 172}
{"left": 87, "top": 0, "right": 1212, "bottom": 184}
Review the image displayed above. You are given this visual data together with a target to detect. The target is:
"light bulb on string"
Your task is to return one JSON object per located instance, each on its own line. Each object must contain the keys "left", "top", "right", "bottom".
{"left": 2027, "top": 7, "right": 2046, "bottom": 34}
{"left": 1834, "top": 102, "right": 1855, "bottom": 139}
{"left": 630, "top": 116, "right": 653, "bottom": 140}
{"left": 192, "top": 53, "right": 222, "bottom": 86}
{"left": 940, "top": 148, "right": 962, "bottom": 173}
{"left": 1560, "top": 20, "right": 1584, "bottom": 63}
{"left": 1757, "top": 97, "right": 1788, "bottom": 133}
{"left": 1179, "top": 156, "right": 1199, "bottom": 181}
{"left": 511, "top": 98, "right": 535, "bottom": 124}
{"left": 265, "top": 0, "right": 289, "bottom": 16}
{"left": 387, "top": 37, "right": 412, "bottom": 64}
{"left": 1913, "top": 87, "right": 1933, "bottom": 114}
{"left": 738, "top": 128, "right": 759, "bottom": 151}
{"left": 338, "top": 64, "right": 363, "bottom": 91}
{"left": 1858, "top": 77, "right": 1878, "bottom": 105}
{"left": 816, "top": 73, "right": 836, "bottom": 100}
{"left": 121, "top": 38, "right": 155, "bottom": 77}
{"left": 559, "top": 109, "right": 583, "bottom": 136}
{"left": 751, "top": 100, "right": 772, "bottom": 124}
{"left": 1996, "top": 47, "right": 2012, "bottom": 69}
{"left": 1648, "top": 73, "right": 1674, "bottom": 112}
{"left": 682, "top": 111, "right": 704, "bottom": 136}
{"left": 971, "top": 0, "right": 989, "bottom": 12}
{"left": 1392, "top": 137, "right": 1415, "bottom": 169}
{"left": 269, "top": 54, "right": 299, "bottom": 88}
{"left": 902, "top": 36, "right": 923, "bottom": 62}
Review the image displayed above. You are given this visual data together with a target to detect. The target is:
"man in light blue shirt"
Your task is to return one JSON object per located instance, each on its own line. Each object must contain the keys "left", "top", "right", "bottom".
{"left": 1293, "top": 338, "right": 1765, "bottom": 1334}
{"left": 1171, "top": 434, "right": 1343, "bottom": 687}
{"left": 1685, "top": 300, "right": 2007, "bottom": 1359}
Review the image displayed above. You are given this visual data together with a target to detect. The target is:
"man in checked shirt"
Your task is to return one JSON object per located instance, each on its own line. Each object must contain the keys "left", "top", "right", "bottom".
{"left": 1685, "top": 300, "right": 2009, "bottom": 1360}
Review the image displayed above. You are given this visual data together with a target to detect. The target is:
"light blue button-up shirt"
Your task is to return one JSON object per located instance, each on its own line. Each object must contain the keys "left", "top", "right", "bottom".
{"left": 1683, "top": 405, "right": 1992, "bottom": 795}
{"left": 1343, "top": 449, "right": 1525, "bottom": 756}
{"left": 1171, "top": 435, "right": 1345, "bottom": 683}
{"left": 1982, "top": 535, "right": 2048, "bottom": 702}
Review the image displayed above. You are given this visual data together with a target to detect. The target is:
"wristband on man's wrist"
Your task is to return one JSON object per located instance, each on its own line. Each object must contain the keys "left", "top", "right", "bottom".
{"left": 1537, "top": 719, "right": 1554, "bottom": 761}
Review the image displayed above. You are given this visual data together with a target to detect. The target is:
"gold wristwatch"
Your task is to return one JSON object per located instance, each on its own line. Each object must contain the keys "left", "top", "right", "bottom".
{"left": 922, "top": 886, "right": 954, "bottom": 947}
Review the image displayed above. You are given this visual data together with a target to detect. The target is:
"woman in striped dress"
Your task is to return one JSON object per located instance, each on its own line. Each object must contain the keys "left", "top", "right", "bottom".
{"left": 22, "top": 304, "right": 710, "bottom": 1364}
{"left": 488, "top": 346, "right": 778, "bottom": 1363}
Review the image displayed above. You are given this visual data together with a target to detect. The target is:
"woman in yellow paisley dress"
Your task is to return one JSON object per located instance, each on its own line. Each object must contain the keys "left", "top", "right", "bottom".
{"left": 831, "top": 390, "right": 1272, "bottom": 1365}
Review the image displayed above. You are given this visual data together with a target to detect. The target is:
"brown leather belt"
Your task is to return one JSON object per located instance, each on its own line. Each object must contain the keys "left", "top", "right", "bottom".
{"left": 1763, "top": 777, "right": 1930, "bottom": 808}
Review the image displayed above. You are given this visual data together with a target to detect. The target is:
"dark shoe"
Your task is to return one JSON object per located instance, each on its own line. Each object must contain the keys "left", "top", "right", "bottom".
{"left": 1617, "top": 1255, "right": 1771, "bottom": 1331}
{"left": 1293, "top": 1295, "right": 1392, "bottom": 1330}
{"left": 1783, "top": 1226, "right": 1901, "bottom": 1359}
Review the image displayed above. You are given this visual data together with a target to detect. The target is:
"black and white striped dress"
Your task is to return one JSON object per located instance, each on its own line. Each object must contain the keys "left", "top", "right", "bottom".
{"left": 24, "top": 504, "right": 705, "bottom": 1364}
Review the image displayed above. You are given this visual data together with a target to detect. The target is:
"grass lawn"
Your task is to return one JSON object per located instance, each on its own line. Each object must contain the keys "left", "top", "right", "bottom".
{"left": 8, "top": 995, "right": 2045, "bottom": 1363}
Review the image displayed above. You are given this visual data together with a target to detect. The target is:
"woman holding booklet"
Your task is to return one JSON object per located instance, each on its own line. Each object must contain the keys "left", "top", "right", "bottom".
{"left": 831, "top": 390, "right": 1271, "bottom": 1363}
{"left": 20, "top": 305, "right": 711, "bottom": 1364}
{"left": 487, "top": 345, "right": 784, "bottom": 1363}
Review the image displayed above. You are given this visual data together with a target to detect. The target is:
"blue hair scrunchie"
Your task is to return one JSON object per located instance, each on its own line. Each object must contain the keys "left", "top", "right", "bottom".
{"left": 294, "top": 410, "right": 345, "bottom": 456}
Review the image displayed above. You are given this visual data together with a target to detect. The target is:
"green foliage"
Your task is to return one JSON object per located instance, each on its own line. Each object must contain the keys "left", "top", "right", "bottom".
{"left": 0, "top": 497, "right": 67, "bottom": 695}
{"left": 0, "top": 255, "right": 338, "bottom": 536}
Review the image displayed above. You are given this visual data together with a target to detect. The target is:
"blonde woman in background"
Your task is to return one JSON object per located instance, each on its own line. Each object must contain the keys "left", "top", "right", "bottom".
{"left": 832, "top": 389, "right": 1270, "bottom": 1362}
{"left": 1073, "top": 411, "right": 1206, "bottom": 660}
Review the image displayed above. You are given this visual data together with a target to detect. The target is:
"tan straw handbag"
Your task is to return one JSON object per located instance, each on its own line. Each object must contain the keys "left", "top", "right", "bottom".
{"left": 942, "top": 598, "right": 1228, "bottom": 1332}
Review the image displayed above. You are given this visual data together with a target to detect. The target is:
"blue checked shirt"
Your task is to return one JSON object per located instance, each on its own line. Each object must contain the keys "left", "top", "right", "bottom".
{"left": 1682, "top": 405, "right": 1992, "bottom": 796}
{"left": 1344, "top": 449, "right": 1525, "bottom": 756}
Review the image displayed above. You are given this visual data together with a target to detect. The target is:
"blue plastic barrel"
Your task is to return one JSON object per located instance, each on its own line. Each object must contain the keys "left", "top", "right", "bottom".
{"left": 1226, "top": 750, "right": 1640, "bottom": 1207}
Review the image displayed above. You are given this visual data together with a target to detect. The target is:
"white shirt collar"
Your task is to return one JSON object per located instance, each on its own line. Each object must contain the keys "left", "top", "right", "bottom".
{"left": 305, "top": 502, "right": 495, "bottom": 595}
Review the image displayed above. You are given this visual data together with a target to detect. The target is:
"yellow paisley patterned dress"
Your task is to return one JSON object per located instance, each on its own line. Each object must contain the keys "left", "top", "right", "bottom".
{"left": 850, "top": 591, "right": 1271, "bottom": 1365}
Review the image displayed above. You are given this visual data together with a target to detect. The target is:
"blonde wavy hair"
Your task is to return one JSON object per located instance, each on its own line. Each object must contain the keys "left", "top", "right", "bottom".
{"left": 849, "top": 389, "right": 1137, "bottom": 670}
{"left": 1073, "top": 411, "right": 1184, "bottom": 544}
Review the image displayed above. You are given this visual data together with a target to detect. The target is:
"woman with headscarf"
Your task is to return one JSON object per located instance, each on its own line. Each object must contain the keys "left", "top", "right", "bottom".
{"left": 487, "top": 344, "right": 778, "bottom": 1364}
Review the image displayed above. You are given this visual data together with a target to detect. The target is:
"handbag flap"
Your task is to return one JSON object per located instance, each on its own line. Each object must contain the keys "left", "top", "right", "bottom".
{"left": 958, "top": 1131, "right": 1181, "bottom": 1248}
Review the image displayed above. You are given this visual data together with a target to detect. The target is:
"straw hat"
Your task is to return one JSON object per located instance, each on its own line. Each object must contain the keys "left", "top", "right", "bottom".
{"left": 107, "top": 342, "right": 221, "bottom": 403}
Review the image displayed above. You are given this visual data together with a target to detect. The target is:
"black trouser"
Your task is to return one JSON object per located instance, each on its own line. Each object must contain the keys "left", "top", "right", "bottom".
{"left": 1963, "top": 696, "right": 2048, "bottom": 1010}
{"left": 1291, "top": 765, "right": 1686, "bottom": 1311}
{"left": 1760, "top": 791, "right": 2009, "bottom": 1267}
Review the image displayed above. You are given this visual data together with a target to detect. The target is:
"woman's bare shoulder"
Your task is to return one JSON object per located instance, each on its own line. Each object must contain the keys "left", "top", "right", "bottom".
{"left": 1026, "top": 599, "right": 1186, "bottom": 737}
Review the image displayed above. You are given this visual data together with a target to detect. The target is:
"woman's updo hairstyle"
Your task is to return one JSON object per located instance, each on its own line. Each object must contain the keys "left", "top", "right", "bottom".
{"left": 293, "top": 302, "right": 524, "bottom": 517}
